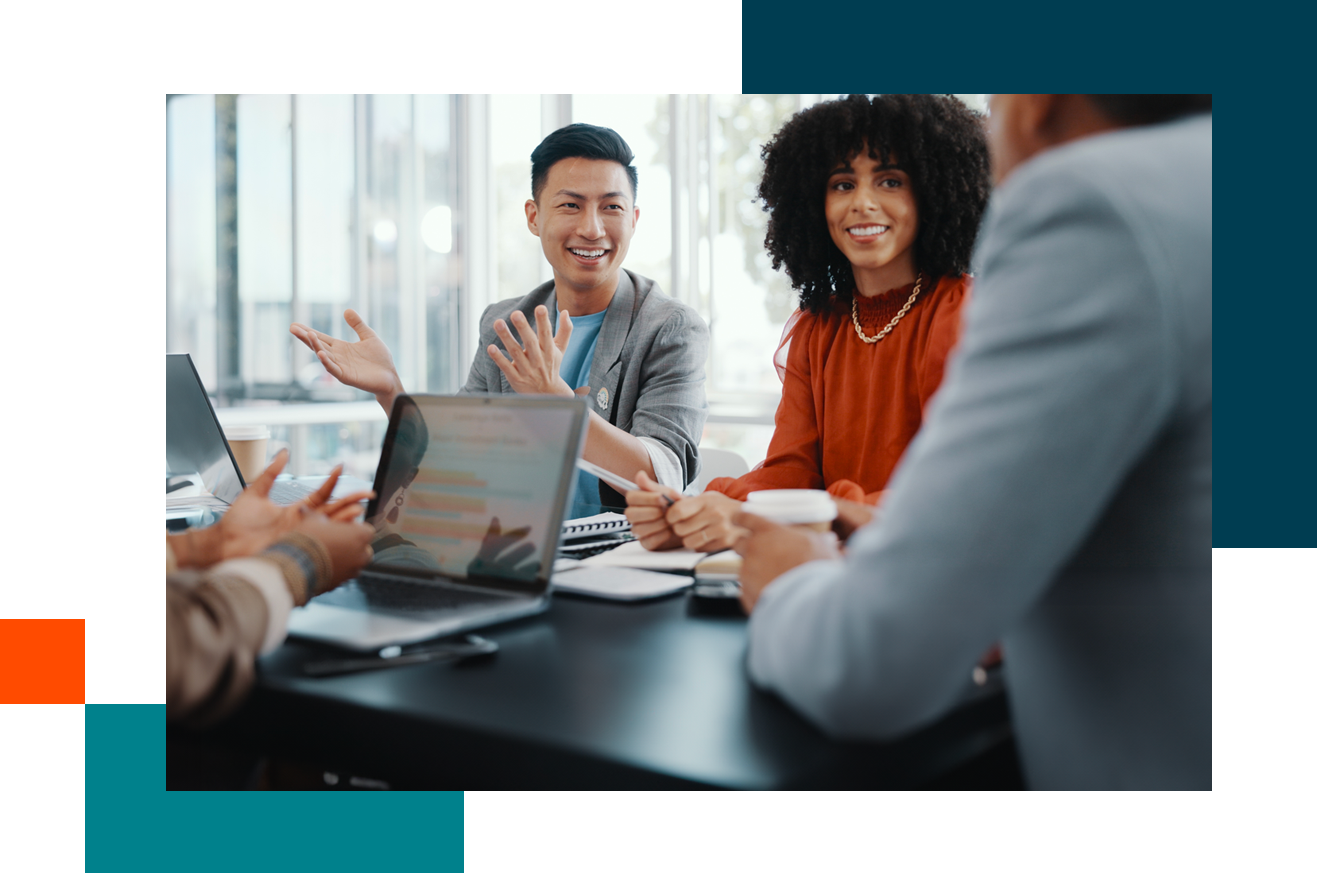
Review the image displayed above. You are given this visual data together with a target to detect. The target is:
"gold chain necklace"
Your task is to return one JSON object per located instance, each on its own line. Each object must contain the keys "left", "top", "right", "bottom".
{"left": 851, "top": 274, "right": 923, "bottom": 344}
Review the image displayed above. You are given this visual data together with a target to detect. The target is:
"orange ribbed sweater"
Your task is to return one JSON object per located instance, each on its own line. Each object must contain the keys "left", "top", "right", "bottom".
{"left": 707, "top": 273, "right": 970, "bottom": 505}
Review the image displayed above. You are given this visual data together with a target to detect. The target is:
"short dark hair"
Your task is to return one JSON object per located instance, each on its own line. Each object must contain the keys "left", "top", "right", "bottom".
{"left": 758, "top": 94, "right": 991, "bottom": 314}
{"left": 1084, "top": 95, "right": 1212, "bottom": 126}
{"left": 530, "top": 123, "right": 638, "bottom": 203}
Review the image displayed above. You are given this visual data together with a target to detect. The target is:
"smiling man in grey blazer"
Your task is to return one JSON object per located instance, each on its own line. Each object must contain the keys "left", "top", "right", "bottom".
{"left": 292, "top": 124, "right": 709, "bottom": 518}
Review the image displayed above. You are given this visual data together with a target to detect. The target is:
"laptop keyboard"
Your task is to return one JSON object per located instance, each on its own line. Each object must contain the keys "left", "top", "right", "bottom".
{"left": 268, "top": 479, "right": 320, "bottom": 505}
{"left": 315, "top": 575, "right": 512, "bottom": 618}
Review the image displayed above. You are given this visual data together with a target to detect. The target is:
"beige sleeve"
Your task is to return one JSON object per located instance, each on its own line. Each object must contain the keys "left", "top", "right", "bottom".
{"left": 166, "top": 567, "right": 270, "bottom": 726}
{"left": 165, "top": 532, "right": 332, "bottom": 726}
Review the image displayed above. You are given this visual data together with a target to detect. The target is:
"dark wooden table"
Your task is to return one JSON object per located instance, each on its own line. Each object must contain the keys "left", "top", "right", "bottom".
{"left": 214, "top": 590, "right": 1013, "bottom": 789}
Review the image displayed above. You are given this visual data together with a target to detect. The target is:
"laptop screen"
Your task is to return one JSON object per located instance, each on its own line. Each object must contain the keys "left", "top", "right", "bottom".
{"left": 166, "top": 354, "right": 245, "bottom": 504}
{"left": 366, "top": 395, "right": 587, "bottom": 589}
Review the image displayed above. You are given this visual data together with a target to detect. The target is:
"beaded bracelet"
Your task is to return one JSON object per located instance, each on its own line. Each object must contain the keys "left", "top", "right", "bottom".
{"left": 262, "top": 533, "right": 331, "bottom": 603}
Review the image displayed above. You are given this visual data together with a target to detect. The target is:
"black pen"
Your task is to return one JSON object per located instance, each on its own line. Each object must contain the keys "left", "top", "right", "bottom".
{"left": 575, "top": 458, "right": 675, "bottom": 507}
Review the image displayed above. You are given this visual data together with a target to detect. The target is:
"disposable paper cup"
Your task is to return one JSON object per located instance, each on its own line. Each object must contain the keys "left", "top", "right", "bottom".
{"left": 224, "top": 424, "right": 270, "bottom": 484}
{"left": 743, "top": 489, "right": 838, "bottom": 533}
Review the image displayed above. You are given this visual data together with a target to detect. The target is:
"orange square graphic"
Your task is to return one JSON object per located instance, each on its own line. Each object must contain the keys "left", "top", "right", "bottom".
{"left": 0, "top": 619, "right": 85, "bottom": 703}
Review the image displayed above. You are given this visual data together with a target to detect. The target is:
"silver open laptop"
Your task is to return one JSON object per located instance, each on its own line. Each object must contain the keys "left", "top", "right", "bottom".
{"left": 287, "top": 393, "right": 588, "bottom": 650}
{"left": 166, "top": 353, "right": 318, "bottom": 517}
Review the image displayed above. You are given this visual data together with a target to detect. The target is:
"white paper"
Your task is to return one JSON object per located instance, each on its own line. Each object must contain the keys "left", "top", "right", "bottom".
{"left": 578, "top": 539, "right": 714, "bottom": 571}
{"left": 551, "top": 567, "right": 693, "bottom": 601}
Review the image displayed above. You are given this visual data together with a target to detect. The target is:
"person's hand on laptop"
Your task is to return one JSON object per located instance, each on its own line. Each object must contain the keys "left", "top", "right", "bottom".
{"left": 290, "top": 310, "right": 405, "bottom": 414}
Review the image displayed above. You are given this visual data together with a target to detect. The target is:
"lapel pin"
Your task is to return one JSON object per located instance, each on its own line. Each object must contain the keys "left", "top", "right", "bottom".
{"left": 597, "top": 386, "right": 609, "bottom": 410}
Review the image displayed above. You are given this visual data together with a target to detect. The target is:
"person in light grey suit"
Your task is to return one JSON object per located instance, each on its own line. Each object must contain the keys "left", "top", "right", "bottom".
{"left": 463, "top": 267, "right": 707, "bottom": 510}
{"left": 732, "top": 95, "right": 1212, "bottom": 789}
{"left": 292, "top": 124, "right": 709, "bottom": 517}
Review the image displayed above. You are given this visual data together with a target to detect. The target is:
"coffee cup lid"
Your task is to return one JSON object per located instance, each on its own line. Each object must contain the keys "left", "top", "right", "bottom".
{"left": 743, "top": 489, "right": 837, "bottom": 525}
{"left": 223, "top": 424, "right": 270, "bottom": 441}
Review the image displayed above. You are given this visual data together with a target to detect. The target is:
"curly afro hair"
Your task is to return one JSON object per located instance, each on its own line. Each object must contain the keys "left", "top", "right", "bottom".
{"left": 758, "top": 94, "right": 991, "bottom": 314}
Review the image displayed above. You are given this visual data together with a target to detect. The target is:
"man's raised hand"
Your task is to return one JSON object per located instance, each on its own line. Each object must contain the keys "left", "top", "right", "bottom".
{"left": 290, "top": 309, "right": 404, "bottom": 411}
{"left": 487, "top": 306, "right": 576, "bottom": 397}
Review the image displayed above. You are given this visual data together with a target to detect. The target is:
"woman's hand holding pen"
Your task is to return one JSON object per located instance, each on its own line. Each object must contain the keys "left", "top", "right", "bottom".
{"left": 663, "top": 492, "right": 747, "bottom": 553}
{"left": 626, "top": 474, "right": 746, "bottom": 553}
{"left": 625, "top": 472, "right": 686, "bottom": 551}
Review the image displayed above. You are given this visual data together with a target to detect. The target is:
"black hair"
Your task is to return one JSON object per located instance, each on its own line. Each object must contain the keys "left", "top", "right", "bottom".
{"left": 1084, "top": 95, "right": 1212, "bottom": 126}
{"left": 757, "top": 94, "right": 991, "bottom": 314}
{"left": 530, "top": 123, "right": 638, "bottom": 203}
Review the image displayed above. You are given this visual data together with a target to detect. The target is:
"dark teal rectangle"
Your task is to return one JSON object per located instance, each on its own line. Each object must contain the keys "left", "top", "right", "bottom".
{"left": 88, "top": 705, "right": 462, "bottom": 871}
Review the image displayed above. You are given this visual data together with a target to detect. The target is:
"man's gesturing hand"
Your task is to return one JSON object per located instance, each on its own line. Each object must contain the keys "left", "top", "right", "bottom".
{"left": 487, "top": 305, "right": 576, "bottom": 397}
{"left": 290, "top": 309, "right": 404, "bottom": 407}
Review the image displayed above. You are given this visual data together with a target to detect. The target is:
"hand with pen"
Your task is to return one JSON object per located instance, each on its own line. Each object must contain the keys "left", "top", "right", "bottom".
{"left": 624, "top": 473, "right": 747, "bottom": 553}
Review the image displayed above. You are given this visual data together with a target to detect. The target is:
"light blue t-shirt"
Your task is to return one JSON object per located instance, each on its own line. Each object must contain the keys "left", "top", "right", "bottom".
{"left": 560, "top": 309, "right": 606, "bottom": 519}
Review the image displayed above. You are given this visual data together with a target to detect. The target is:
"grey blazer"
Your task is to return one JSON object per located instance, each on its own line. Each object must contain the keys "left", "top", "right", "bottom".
{"left": 461, "top": 269, "right": 710, "bottom": 499}
{"left": 746, "top": 114, "right": 1212, "bottom": 789}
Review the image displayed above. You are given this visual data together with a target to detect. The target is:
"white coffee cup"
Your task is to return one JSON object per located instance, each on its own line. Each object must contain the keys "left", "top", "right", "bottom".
{"left": 223, "top": 424, "right": 271, "bottom": 484}
{"left": 742, "top": 489, "right": 838, "bottom": 533}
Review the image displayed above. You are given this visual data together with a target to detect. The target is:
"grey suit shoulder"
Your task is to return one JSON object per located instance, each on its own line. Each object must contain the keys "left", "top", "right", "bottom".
{"left": 461, "top": 269, "right": 710, "bottom": 488}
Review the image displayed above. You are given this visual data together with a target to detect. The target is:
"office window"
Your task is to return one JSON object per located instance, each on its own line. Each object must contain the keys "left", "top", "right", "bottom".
{"left": 237, "top": 95, "right": 294, "bottom": 387}
{"left": 166, "top": 95, "right": 217, "bottom": 391}
{"left": 165, "top": 94, "right": 464, "bottom": 478}
{"left": 490, "top": 95, "right": 546, "bottom": 305}
{"left": 290, "top": 94, "right": 356, "bottom": 405}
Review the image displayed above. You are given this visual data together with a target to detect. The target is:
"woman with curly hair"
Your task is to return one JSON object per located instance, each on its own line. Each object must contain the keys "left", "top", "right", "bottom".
{"left": 626, "top": 94, "right": 991, "bottom": 552}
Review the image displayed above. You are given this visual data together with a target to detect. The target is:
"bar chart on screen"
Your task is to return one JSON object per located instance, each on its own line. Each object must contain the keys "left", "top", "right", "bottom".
{"left": 0, "top": 619, "right": 84, "bottom": 703}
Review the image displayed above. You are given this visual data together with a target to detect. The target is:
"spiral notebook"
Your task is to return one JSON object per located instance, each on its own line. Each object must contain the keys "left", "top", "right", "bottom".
{"left": 561, "top": 512, "right": 631, "bottom": 541}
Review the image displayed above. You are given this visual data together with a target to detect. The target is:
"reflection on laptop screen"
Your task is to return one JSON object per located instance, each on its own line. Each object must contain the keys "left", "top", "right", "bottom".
{"left": 367, "top": 397, "right": 583, "bottom": 586}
